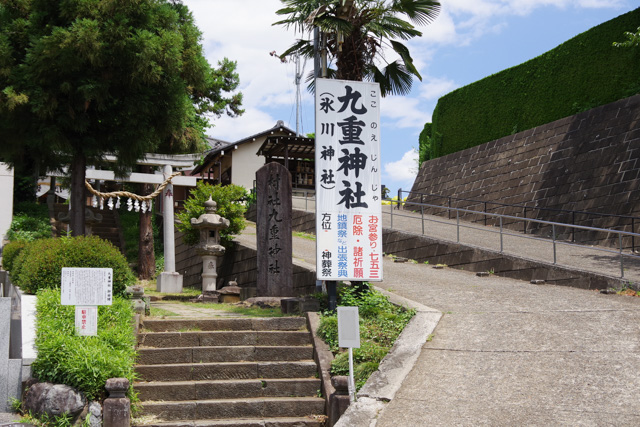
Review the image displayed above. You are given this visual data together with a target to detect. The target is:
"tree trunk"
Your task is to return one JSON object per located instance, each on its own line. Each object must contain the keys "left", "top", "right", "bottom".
{"left": 138, "top": 165, "right": 156, "bottom": 279}
{"left": 69, "top": 153, "right": 87, "bottom": 236}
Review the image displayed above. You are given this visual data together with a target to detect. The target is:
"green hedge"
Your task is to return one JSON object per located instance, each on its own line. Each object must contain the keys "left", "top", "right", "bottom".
{"left": 2, "top": 240, "right": 27, "bottom": 272}
{"left": 429, "top": 7, "right": 640, "bottom": 159}
{"left": 31, "top": 289, "right": 136, "bottom": 401}
{"left": 11, "top": 236, "right": 135, "bottom": 296}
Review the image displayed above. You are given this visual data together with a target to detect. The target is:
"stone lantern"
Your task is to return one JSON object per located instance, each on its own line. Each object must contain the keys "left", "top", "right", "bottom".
{"left": 191, "top": 197, "right": 230, "bottom": 292}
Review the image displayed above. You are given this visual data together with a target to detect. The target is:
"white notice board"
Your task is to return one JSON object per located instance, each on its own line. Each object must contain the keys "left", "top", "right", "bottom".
{"left": 337, "top": 306, "right": 360, "bottom": 349}
{"left": 61, "top": 268, "right": 113, "bottom": 306}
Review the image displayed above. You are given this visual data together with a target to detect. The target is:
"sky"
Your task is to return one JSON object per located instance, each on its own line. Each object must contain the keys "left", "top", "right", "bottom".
{"left": 182, "top": 0, "right": 637, "bottom": 194}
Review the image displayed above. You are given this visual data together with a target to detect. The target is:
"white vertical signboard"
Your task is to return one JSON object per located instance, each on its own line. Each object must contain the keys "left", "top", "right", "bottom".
{"left": 315, "top": 79, "right": 383, "bottom": 281}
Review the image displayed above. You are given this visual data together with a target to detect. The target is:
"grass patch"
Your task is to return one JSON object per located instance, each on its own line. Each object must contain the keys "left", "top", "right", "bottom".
{"left": 293, "top": 231, "right": 316, "bottom": 241}
{"left": 149, "top": 306, "right": 179, "bottom": 317}
{"left": 31, "top": 289, "right": 137, "bottom": 402}
{"left": 177, "top": 302, "right": 295, "bottom": 317}
{"left": 315, "top": 283, "right": 415, "bottom": 391}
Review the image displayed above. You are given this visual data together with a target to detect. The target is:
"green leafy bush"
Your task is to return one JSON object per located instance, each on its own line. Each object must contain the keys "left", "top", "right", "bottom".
{"left": 317, "top": 284, "right": 416, "bottom": 391}
{"left": 176, "top": 182, "right": 248, "bottom": 246}
{"left": 317, "top": 315, "right": 339, "bottom": 351}
{"left": 2, "top": 240, "right": 27, "bottom": 272}
{"left": 31, "top": 289, "right": 137, "bottom": 401}
{"left": 13, "top": 201, "right": 50, "bottom": 218}
{"left": 428, "top": 7, "right": 640, "bottom": 158}
{"left": 6, "top": 214, "right": 52, "bottom": 242}
{"left": 11, "top": 236, "right": 135, "bottom": 296}
{"left": 6, "top": 202, "right": 51, "bottom": 243}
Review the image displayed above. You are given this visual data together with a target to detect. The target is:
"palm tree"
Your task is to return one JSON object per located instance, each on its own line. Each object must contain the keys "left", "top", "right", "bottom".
{"left": 274, "top": 0, "right": 440, "bottom": 96}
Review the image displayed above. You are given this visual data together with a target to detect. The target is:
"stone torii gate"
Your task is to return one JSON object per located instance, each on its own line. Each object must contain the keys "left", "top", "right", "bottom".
{"left": 52, "top": 153, "right": 199, "bottom": 293}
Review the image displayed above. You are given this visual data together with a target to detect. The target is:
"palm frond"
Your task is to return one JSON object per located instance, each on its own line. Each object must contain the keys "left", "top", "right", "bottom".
{"left": 279, "top": 39, "right": 314, "bottom": 59}
{"left": 367, "top": 61, "right": 413, "bottom": 96}
{"left": 390, "top": 40, "right": 421, "bottom": 80}
{"left": 390, "top": 0, "right": 441, "bottom": 26}
{"left": 305, "top": 68, "right": 337, "bottom": 93}
{"left": 369, "top": 15, "right": 422, "bottom": 40}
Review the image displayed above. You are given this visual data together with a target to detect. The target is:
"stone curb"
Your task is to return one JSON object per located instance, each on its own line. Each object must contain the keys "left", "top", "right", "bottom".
{"left": 334, "top": 287, "right": 442, "bottom": 427}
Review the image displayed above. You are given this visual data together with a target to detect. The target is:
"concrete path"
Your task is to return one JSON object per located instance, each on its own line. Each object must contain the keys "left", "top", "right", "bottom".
{"left": 236, "top": 221, "right": 640, "bottom": 425}
{"left": 292, "top": 197, "right": 640, "bottom": 283}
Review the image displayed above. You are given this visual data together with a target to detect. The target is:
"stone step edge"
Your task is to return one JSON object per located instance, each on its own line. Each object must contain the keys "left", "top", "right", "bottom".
{"left": 140, "top": 396, "right": 325, "bottom": 405}
{"left": 132, "top": 415, "right": 325, "bottom": 427}
{"left": 134, "top": 360, "right": 318, "bottom": 369}
{"left": 138, "top": 331, "right": 309, "bottom": 336}
{"left": 136, "top": 344, "right": 313, "bottom": 350}
{"left": 134, "top": 378, "right": 321, "bottom": 387}
{"left": 140, "top": 317, "right": 308, "bottom": 332}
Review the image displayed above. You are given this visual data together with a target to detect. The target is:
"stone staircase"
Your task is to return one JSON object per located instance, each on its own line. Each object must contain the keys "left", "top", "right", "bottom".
{"left": 134, "top": 317, "right": 326, "bottom": 426}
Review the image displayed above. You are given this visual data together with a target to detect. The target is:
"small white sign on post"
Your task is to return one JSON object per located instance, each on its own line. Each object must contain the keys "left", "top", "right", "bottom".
{"left": 61, "top": 268, "right": 113, "bottom": 337}
{"left": 338, "top": 306, "right": 360, "bottom": 402}
{"left": 75, "top": 306, "right": 98, "bottom": 336}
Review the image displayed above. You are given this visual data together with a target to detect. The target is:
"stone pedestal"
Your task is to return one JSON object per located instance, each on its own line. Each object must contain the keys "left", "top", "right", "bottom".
{"left": 156, "top": 272, "right": 183, "bottom": 293}
{"left": 200, "top": 254, "right": 219, "bottom": 292}
{"left": 103, "top": 378, "right": 130, "bottom": 427}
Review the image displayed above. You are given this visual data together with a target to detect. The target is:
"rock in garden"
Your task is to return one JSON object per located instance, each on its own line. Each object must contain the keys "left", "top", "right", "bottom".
{"left": 22, "top": 382, "right": 87, "bottom": 420}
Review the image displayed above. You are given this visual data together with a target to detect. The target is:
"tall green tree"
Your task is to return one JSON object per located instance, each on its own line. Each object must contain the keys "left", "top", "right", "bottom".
{"left": 613, "top": 26, "right": 640, "bottom": 48}
{"left": 0, "top": 0, "right": 243, "bottom": 236}
{"left": 274, "top": 0, "right": 440, "bottom": 96}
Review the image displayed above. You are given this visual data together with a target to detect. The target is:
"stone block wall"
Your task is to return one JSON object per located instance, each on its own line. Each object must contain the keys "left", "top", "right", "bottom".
{"left": 409, "top": 95, "right": 640, "bottom": 249}
{"left": 174, "top": 226, "right": 316, "bottom": 296}
{"left": 246, "top": 204, "right": 315, "bottom": 234}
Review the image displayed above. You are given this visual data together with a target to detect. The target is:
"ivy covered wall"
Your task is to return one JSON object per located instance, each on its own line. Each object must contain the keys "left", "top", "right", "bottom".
{"left": 428, "top": 7, "right": 640, "bottom": 159}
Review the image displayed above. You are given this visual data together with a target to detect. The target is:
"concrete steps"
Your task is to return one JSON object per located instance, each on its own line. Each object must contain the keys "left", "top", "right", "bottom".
{"left": 134, "top": 317, "right": 325, "bottom": 426}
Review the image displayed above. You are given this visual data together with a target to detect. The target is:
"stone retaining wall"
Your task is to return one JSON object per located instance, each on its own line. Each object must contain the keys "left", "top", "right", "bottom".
{"left": 409, "top": 95, "right": 640, "bottom": 249}
{"left": 174, "top": 225, "right": 316, "bottom": 296}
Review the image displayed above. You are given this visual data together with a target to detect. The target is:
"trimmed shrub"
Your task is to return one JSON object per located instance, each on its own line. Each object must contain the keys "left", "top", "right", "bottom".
{"left": 2, "top": 240, "right": 27, "bottom": 272}
{"left": 176, "top": 182, "right": 248, "bottom": 246}
{"left": 31, "top": 289, "right": 136, "bottom": 401}
{"left": 12, "top": 236, "right": 135, "bottom": 296}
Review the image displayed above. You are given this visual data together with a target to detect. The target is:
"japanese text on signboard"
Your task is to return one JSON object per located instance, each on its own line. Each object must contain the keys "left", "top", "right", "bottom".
{"left": 315, "top": 79, "right": 382, "bottom": 281}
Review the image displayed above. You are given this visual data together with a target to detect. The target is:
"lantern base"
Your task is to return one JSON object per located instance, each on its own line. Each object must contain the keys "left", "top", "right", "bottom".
{"left": 157, "top": 272, "right": 184, "bottom": 293}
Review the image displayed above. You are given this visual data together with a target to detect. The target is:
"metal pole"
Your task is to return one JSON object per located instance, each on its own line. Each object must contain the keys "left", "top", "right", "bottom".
{"left": 484, "top": 202, "right": 487, "bottom": 226}
{"left": 456, "top": 210, "right": 460, "bottom": 243}
{"left": 448, "top": 197, "right": 452, "bottom": 220}
{"left": 620, "top": 234, "right": 625, "bottom": 278}
{"left": 523, "top": 207, "right": 527, "bottom": 234}
{"left": 500, "top": 217, "right": 504, "bottom": 253}
{"left": 632, "top": 218, "right": 636, "bottom": 253}
{"left": 348, "top": 347, "right": 356, "bottom": 403}
{"left": 552, "top": 224, "right": 557, "bottom": 265}
{"left": 327, "top": 280, "right": 337, "bottom": 311}
{"left": 421, "top": 194, "right": 424, "bottom": 235}
{"left": 572, "top": 211, "right": 575, "bottom": 243}
{"left": 397, "top": 188, "right": 402, "bottom": 210}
